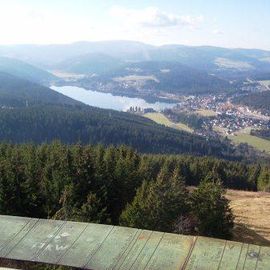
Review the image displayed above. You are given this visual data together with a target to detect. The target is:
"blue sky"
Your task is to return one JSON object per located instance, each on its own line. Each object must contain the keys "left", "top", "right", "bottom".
{"left": 0, "top": 0, "right": 269, "bottom": 50}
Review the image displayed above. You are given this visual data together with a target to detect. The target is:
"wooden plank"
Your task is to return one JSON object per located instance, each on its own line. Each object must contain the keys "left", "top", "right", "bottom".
{"left": 113, "top": 229, "right": 143, "bottom": 269}
{"left": 219, "top": 241, "right": 243, "bottom": 270}
{"left": 256, "top": 246, "right": 270, "bottom": 270}
{"left": 145, "top": 233, "right": 195, "bottom": 270}
{"left": 236, "top": 243, "right": 249, "bottom": 270}
{"left": 116, "top": 230, "right": 153, "bottom": 270}
{"left": 6, "top": 219, "right": 65, "bottom": 261}
{"left": 0, "top": 216, "right": 31, "bottom": 253}
{"left": 35, "top": 221, "right": 88, "bottom": 264}
{"left": 129, "top": 231, "right": 164, "bottom": 270}
{"left": 58, "top": 223, "right": 114, "bottom": 268}
{"left": 243, "top": 244, "right": 260, "bottom": 270}
{"left": 185, "top": 236, "right": 226, "bottom": 269}
{"left": 85, "top": 226, "right": 139, "bottom": 269}
{"left": 0, "top": 218, "right": 38, "bottom": 258}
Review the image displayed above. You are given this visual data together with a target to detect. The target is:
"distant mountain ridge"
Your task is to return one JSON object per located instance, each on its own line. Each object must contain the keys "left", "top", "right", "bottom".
{"left": 1, "top": 41, "right": 270, "bottom": 80}
{"left": 0, "top": 41, "right": 153, "bottom": 67}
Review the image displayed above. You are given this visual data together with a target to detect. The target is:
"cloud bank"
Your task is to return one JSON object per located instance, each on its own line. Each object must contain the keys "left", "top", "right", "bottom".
{"left": 110, "top": 6, "right": 204, "bottom": 29}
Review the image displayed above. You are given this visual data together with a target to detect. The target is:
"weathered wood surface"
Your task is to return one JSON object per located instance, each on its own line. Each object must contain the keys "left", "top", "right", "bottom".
{"left": 0, "top": 215, "right": 269, "bottom": 269}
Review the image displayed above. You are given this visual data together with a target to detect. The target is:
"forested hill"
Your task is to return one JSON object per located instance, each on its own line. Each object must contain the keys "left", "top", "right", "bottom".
{"left": 0, "top": 72, "right": 80, "bottom": 107}
{"left": 0, "top": 56, "right": 57, "bottom": 84}
{"left": 75, "top": 61, "right": 233, "bottom": 95}
{"left": 233, "top": 91, "right": 270, "bottom": 112}
{"left": 0, "top": 104, "right": 243, "bottom": 159}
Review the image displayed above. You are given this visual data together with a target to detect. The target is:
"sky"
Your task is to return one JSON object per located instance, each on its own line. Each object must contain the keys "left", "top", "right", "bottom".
{"left": 0, "top": 0, "right": 269, "bottom": 50}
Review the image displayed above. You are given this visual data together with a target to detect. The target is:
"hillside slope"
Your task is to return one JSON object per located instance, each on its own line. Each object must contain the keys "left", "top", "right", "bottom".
{"left": 74, "top": 61, "right": 232, "bottom": 96}
{"left": 0, "top": 57, "right": 57, "bottom": 84}
{"left": 0, "top": 104, "right": 243, "bottom": 159}
{"left": 56, "top": 53, "right": 123, "bottom": 74}
{"left": 233, "top": 91, "right": 270, "bottom": 112}
{"left": 149, "top": 45, "right": 270, "bottom": 79}
{"left": 0, "top": 72, "right": 80, "bottom": 107}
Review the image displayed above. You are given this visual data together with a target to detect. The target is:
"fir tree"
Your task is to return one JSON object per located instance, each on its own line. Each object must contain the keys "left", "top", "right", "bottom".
{"left": 120, "top": 167, "right": 189, "bottom": 232}
{"left": 257, "top": 167, "right": 270, "bottom": 191}
{"left": 191, "top": 178, "right": 234, "bottom": 239}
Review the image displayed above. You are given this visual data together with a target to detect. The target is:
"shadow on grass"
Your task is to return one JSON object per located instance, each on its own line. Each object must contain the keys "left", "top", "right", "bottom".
{"left": 233, "top": 223, "right": 270, "bottom": 246}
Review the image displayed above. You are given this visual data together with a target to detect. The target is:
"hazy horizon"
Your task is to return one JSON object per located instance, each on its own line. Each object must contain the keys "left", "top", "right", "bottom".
{"left": 1, "top": 39, "right": 270, "bottom": 52}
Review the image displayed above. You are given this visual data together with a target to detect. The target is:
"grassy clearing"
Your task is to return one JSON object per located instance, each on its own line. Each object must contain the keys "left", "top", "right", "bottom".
{"left": 50, "top": 70, "right": 84, "bottom": 79}
{"left": 113, "top": 75, "right": 159, "bottom": 82}
{"left": 227, "top": 189, "right": 270, "bottom": 246}
{"left": 195, "top": 109, "right": 217, "bottom": 117}
{"left": 211, "top": 125, "right": 270, "bottom": 154}
{"left": 144, "top": 112, "right": 193, "bottom": 133}
{"left": 229, "top": 132, "right": 270, "bottom": 154}
{"left": 259, "top": 80, "right": 270, "bottom": 89}
{"left": 215, "top": 57, "right": 253, "bottom": 70}
{"left": 213, "top": 126, "right": 226, "bottom": 134}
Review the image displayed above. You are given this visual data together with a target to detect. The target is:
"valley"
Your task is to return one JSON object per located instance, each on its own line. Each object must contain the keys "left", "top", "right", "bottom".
{"left": 36, "top": 41, "right": 269, "bottom": 157}
{"left": 51, "top": 85, "right": 175, "bottom": 111}
{"left": 51, "top": 80, "right": 270, "bottom": 155}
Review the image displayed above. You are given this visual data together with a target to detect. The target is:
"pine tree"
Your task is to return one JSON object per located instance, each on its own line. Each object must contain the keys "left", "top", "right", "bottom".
{"left": 53, "top": 184, "right": 74, "bottom": 220}
{"left": 257, "top": 167, "right": 270, "bottom": 191}
{"left": 120, "top": 167, "right": 189, "bottom": 232}
{"left": 191, "top": 178, "right": 234, "bottom": 239}
{"left": 77, "top": 192, "right": 110, "bottom": 223}
{"left": 21, "top": 144, "right": 46, "bottom": 217}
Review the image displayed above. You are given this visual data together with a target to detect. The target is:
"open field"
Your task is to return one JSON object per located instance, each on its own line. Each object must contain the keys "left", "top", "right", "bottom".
{"left": 215, "top": 57, "right": 253, "bottom": 70}
{"left": 215, "top": 126, "right": 270, "bottom": 154}
{"left": 195, "top": 109, "right": 217, "bottom": 117}
{"left": 227, "top": 189, "right": 270, "bottom": 246}
{"left": 50, "top": 70, "right": 85, "bottom": 79}
{"left": 229, "top": 132, "right": 270, "bottom": 154}
{"left": 213, "top": 125, "right": 226, "bottom": 134}
{"left": 259, "top": 80, "right": 270, "bottom": 89}
{"left": 113, "top": 75, "right": 159, "bottom": 82}
{"left": 144, "top": 112, "right": 193, "bottom": 133}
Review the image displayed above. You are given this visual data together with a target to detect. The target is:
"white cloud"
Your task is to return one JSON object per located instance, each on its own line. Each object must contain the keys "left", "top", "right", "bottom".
{"left": 110, "top": 6, "right": 204, "bottom": 29}
{"left": 213, "top": 29, "right": 224, "bottom": 35}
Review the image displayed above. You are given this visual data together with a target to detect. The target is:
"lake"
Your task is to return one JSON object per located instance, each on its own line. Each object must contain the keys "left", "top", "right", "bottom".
{"left": 51, "top": 85, "right": 176, "bottom": 111}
